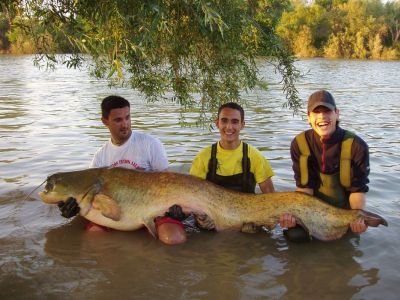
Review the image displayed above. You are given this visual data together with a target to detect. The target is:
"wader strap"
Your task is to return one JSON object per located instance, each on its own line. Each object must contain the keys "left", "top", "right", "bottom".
{"left": 242, "top": 143, "right": 249, "bottom": 192}
{"left": 296, "top": 132, "right": 310, "bottom": 186}
{"left": 340, "top": 131, "right": 355, "bottom": 188}
{"left": 209, "top": 143, "right": 218, "bottom": 181}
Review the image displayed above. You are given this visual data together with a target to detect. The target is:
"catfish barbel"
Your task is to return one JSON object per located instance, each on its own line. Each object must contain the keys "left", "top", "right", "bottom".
{"left": 39, "top": 167, "right": 388, "bottom": 241}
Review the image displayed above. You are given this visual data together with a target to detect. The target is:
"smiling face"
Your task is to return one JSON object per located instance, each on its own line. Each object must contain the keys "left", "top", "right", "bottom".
{"left": 102, "top": 106, "right": 132, "bottom": 145}
{"left": 215, "top": 107, "right": 245, "bottom": 149}
{"left": 307, "top": 106, "right": 339, "bottom": 139}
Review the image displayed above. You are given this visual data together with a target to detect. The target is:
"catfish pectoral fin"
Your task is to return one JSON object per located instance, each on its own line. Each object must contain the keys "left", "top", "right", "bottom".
{"left": 92, "top": 194, "right": 121, "bottom": 221}
{"left": 359, "top": 210, "right": 388, "bottom": 227}
{"left": 79, "top": 185, "right": 99, "bottom": 216}
{"left": 144, "top": 219, "right": 157, "bottom": 239}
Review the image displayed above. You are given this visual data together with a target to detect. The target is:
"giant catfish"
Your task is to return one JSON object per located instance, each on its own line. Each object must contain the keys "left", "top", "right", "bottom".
{"left": 39, "top": 167, "right": 388, "bottom": 241}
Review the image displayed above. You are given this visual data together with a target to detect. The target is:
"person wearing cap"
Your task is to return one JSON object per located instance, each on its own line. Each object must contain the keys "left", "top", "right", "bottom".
{"left": 280, "top": 90, "right": 370, "bottom": 242}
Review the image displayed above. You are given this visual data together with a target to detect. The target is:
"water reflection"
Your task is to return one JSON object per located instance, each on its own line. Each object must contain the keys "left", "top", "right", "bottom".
{"left": 41, "top": 218, "right": 379, "bottom": 299}
{"left": 43, "top": 219, "right": 259, "bottom": 298}
{"left": 276, "top": 237, "right": 378, "bottom": 298}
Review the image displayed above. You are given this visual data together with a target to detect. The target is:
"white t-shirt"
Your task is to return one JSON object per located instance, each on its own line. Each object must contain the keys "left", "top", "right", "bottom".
{"left": 90, "top": 131, "right": 169, "bottom": 171}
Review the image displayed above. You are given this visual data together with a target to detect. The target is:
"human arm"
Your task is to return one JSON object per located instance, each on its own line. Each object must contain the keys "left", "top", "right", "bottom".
{"left": 249, "top": 146, "right": 274, "bottom": 193}
{"left": 89, "top": 146, "right": 104, "bottom": 168}
{"left": 347, "top": 136, "right": 369, "bottom": 233}
{"left": 349, "top": 192, "right": 368, "bottom": 233}
{"left": 259, "top": 178, "right": 275, "bottom": 193}
{"left": 149, "top": 136, "right": 169, "bottom": 171}
{"left": 296, "top": 187, "right": 313, "bottom": 195}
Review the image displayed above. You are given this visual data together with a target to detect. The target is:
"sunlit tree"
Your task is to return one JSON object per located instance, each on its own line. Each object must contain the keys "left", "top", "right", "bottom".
{"left": 277, "top": 2, "right": 330, "bottom": 56}
{"left": 278, "top": 0, "right": 398, "bottom": 60}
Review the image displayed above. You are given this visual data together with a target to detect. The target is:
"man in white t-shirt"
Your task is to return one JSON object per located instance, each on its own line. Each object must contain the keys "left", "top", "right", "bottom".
{"left": 57, "top": 95, "right": 187, "bottom": 245}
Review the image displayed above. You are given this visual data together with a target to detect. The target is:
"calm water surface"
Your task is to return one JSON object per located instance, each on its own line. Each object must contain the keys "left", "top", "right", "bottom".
{"left": 0, "top": 56, "right": 399, "bottom": 299}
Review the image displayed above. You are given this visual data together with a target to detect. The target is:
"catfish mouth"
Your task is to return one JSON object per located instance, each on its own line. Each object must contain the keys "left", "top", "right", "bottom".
{"left": 38, "top": 190, "right": 55, "bottom": 203}
{"left": 38, "top": 177, "right": 64, "bottom": 203}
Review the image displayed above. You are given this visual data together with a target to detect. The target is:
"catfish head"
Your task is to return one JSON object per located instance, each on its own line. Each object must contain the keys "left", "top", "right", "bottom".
{"left": 39, "top": 168, "right": 104, "bottom": 204}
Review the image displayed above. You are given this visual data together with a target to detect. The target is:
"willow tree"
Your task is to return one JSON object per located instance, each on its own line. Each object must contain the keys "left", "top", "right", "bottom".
{"left": 21, "top": 0, "right": 301, "bottom": 118}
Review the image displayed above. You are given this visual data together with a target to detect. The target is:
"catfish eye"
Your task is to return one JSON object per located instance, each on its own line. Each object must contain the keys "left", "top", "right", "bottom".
{"left": 44, "top": 178, "right": 54, "bottom": 192}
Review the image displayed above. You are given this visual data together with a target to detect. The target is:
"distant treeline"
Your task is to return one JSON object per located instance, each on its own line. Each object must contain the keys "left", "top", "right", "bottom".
{"left": 1, "top": 0, "right": 399, "bottom": 59}
{"left": 277, "top": 0, "right": 400, "bottom": 59}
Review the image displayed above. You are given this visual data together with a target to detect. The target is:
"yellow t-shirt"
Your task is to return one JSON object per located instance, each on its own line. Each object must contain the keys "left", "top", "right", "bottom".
{"left": 189, "top": 141, "right": 274, "bottom": 184}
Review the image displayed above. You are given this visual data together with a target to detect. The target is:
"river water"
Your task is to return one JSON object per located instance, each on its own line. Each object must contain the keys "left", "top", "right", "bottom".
{"left": 0, "top": 56, "right": 399, "bottom": 299}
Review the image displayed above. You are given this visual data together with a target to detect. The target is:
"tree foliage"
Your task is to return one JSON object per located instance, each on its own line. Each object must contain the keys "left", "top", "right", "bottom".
{"left": 11, "top": 0, "right": 301, "bottom": 118}
{"left": 277, "top": 0, "right": 400, "bottom": 59}
{"left": 0, "top": 1, "right": 15, "bottom": 50}
{"left": 384, "top": 0, "right": 400, "bottom": 46}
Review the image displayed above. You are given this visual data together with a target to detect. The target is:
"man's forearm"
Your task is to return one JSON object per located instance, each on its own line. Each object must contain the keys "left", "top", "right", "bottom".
{"left": 259, "top": 178, "right": 275, "bottom": 193}
{"left": 349, "top": 192, "right": 366, "bottom": 209}
{"left": 296, "top": 187, "right": 313, "bottom": 195}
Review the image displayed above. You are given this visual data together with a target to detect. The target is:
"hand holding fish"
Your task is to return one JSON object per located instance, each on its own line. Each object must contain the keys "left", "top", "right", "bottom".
{"left": 279, "top": 213, "right": 297, "bottom": 229}
{"left": 350, "top": 218, "right": 368, "bottom": 233}
{"left": 165, "top": 204, "right": 186, "bottom": 221}
{"left": 58, "top": 197, "right": 80, "bottom": 218}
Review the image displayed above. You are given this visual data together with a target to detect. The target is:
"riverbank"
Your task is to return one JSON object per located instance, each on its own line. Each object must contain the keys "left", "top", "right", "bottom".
{"left": 0, "top": 51, "right": 399, "bottom": 60}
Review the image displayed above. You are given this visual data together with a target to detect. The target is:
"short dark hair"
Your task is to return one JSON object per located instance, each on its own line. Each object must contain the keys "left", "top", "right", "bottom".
{"left": 101, "top": 95, "right": 130, "bottom": 118}
{"left": 217, "top": 102, "right": 245, "bottom": 121}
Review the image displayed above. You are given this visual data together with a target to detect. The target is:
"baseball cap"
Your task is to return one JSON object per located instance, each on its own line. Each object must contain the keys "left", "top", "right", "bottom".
{"left": 307, "top": 90, "right": 336, "bottom": 113}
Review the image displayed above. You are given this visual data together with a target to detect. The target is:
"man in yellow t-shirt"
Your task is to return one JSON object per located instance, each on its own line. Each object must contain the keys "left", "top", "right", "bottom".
{"left": 166, "top": 102, "right": 275, "bottom": 233}
{"left": 190, "top": 102, "right": 275, "bottom": 193}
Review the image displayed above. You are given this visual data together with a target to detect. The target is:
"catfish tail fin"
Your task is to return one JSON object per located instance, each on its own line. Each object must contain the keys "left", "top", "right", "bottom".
{"left": 360, "top": 210, "right": 388, "bottom": 227}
